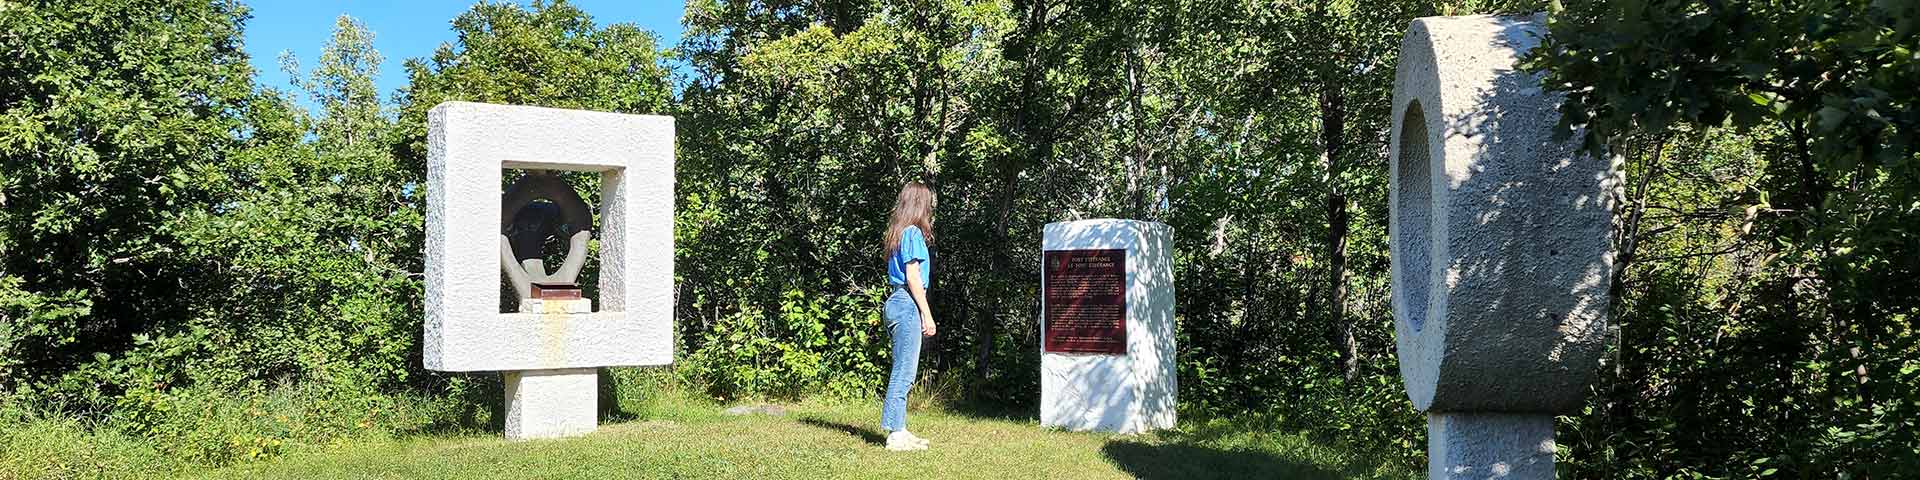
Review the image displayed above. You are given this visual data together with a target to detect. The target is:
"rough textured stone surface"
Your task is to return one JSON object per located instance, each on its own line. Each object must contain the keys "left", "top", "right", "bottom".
{"left": 520, "top": 298, "right": 593, "bottom": 314}
{"left": 1427, "top": 413, "right": 1556, "bottom": 479}
{"left": 425, "top": 102, "right": 675, "bottom": 372}
{"left": 1389, "top": 14, "right": 1619, "bottom": 414}
{"left": 504, "top": 367, "right": 598, "bottom": 441}
{"left": 1039, "top": 219, "right": 1176, "bottom": 434}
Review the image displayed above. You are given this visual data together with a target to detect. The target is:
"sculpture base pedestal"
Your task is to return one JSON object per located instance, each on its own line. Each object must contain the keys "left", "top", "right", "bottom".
{"left": 504, "top": 368, "right": 597, "bottom": 441}
{"left": 1427, "top": 412, "right": 1556, "bottom": 479}
{"left": 1038, "top": 220, "right": 1177, "bottom": 435}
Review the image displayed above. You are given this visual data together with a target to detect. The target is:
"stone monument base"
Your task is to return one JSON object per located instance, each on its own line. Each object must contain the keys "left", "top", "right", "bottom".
{"left": 503, "top": 297, "right": 599, "bottom": 441}
{"left": 505, "top": 368, "right": 598, "bottom": 440}
{"left": 1038, "top": 219, "right": 1176, "bottom": 435}
{"left": 1427, "top": 413, "right": 1556, "bottom": 479}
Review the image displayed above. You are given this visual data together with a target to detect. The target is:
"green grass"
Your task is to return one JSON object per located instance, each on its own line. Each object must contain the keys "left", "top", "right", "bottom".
{"left": 0, "top": 414, "right": 174, "bottom": 480}
{"left": 174, "top": 399, "right": 1415, "bottom": 480}
{"left": 1, "top": 389, "right": 1417, "bottom": 480}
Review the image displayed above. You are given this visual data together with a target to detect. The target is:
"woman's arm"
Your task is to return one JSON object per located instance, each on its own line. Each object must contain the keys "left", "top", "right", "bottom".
{"left": 905, "top": 261, "right": 935, "bottom": 337}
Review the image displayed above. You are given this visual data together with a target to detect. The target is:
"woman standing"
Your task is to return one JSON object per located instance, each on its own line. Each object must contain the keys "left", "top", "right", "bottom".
{"left": 880, "top": 181, "right": 937, "bottom": 451}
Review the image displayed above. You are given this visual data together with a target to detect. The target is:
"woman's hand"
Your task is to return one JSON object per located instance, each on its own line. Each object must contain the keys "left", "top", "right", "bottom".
{"left": 921, "top": 313, "right": 937, "bottom": 337}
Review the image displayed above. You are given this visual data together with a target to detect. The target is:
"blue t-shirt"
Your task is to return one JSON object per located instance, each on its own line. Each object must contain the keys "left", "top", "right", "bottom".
{"left": 887, "top": 226, "right": 931, "bottom": 287}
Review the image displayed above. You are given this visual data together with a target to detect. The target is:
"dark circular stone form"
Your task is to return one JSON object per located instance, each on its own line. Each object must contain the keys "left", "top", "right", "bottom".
{"left": 501, "top": 173, "right": 593, "bottom": 262}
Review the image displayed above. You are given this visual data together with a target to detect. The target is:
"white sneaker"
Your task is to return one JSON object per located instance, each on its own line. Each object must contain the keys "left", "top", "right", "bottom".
{"left": 886, "top": 431, "right": 928, "bottom": 451}
{"left": 899, "top": 430, "right": 931, "bottom": 447}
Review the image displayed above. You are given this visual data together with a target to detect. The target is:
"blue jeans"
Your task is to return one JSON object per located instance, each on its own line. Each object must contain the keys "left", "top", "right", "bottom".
{"left": 880, "top": 287, "right": 921, "bottom": 432}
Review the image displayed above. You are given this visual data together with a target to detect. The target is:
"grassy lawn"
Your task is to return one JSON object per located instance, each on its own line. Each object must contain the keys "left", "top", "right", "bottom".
{"left": 179, "top": 400, "right": 1416, "bottom": 479}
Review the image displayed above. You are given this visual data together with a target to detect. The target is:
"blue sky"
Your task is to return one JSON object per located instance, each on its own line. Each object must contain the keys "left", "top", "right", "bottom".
{"left": 242, "top": 1, "right": 687, "bottom": 107}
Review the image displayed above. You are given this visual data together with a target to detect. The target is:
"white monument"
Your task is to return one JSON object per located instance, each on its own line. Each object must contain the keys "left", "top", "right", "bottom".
{"left": 1389, "top": 14, "right": 1618, "bottom": 479}
{"left": 1039, "top": 219, "right": 1176, "bottom": 434}
{"left": 424, "top": 102, "right": 676, "bottom": 440}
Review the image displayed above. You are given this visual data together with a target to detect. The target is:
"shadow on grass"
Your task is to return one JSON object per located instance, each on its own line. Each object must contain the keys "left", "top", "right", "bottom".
{"left": 937, "top": 399, "right": 1039, "bottom": 424}
{"left": 408, "top": 372, "right": 506, "bottom": 436}
{"left": 598, "top": 369, "right": 632, "bottom": 422}
{"left": 797, "top": 418, "right": 886, "bottom": 446}
{"left": 1101, "top": 440, "right": 1343, "bottom": 480}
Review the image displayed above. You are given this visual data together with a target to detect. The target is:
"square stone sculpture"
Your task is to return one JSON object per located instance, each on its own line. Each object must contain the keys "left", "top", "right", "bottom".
{"left": 423, "top": 101, "right": 675, "bottom": 373}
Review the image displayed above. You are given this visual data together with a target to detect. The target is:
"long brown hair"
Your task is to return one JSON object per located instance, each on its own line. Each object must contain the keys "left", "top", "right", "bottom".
{"left": 884, "top": 181, "right": 936, "bottom": 258}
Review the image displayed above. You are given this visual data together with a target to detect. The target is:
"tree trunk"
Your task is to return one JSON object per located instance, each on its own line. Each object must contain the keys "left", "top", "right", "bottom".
{"left": 976, "top": 166, "right": 1019, "bottom": 383}
{"left": 1320, "top": 88, "right": 1357, "bottom": 380}
{"left": 1603, "top": 133, "right": 1665, "bottom": 427}
{"left": 1608, "top": 135, "right": 1668, "bottom": 305}
{"left": 974, "top": 0, "right": 1054, "bottom": 385}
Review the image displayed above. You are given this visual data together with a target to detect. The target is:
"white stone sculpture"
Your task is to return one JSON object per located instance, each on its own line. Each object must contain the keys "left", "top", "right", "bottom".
{"left": 424, "top": 101, "right": 675, "bottom": 440}
{"left": 1390, "top": 14, "right": 1619, "bottom": 479}
{"left": 1039, "top": 219, "right": 1176, "bottom": 434}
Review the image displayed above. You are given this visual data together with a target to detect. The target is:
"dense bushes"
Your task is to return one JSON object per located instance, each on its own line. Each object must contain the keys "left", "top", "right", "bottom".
{"left": 0, "top": 382, "right": 471, "bottom": 474}
{"left": 1532, "top": 1, "right": 1920, "bottom": 475}
{"left": 681, "top": 288, "right": 891, "bottom": 400}
{"left": 0, "top": 0, "right": 254, "bottom": 408}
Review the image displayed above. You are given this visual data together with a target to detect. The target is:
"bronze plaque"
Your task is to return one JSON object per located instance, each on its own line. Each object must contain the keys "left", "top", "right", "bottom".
{"left": 531, "top": 282, "right": 582, "bottom": 300}
{"left": 1044, "top": 249, "right": 1127, "bottom": 355}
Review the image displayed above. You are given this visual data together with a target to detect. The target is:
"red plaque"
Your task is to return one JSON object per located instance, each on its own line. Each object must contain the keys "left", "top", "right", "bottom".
{"left": 531, "top": 282, "right": 582, "bottom": 300}
{"left": 1044, "top": 249, "right": 1127, "bottom": 355}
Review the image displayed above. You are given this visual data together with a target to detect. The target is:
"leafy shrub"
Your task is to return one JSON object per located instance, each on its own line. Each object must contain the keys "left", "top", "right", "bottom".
{"left": 681, "top": 287, "right": 890, "bottom": 401}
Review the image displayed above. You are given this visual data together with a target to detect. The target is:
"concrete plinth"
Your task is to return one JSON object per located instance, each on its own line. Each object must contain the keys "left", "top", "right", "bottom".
{"left": 504, "top": 368, "right": 598, "bottom": 440}
{"left": 1427, "top": 413, "right": 1556, "bottom": 479}
{"left": 1039, "top": 219, "right": 1176, "bottom": 434}
{"left": 501, "top": 297, "right": 600, "bottom": 440}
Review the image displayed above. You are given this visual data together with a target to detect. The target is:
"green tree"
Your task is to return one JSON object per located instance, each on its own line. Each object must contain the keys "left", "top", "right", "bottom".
{"left": 0, "top": 0, "right": 254, "bottom": 407}
{"left": 159, "top": 14, "right": 419, "bottom": 392}
{"left": 1530, "top": 0, "right": 1920, "bottom": 476}
{"left": 395, "top": 0, "right": 673, "bottom": 161}
{"left": 675, "top": 0, "right": 1001, "bottom": 396}
{"left": 392, "top": 0, "right": 674, "bottom": 296}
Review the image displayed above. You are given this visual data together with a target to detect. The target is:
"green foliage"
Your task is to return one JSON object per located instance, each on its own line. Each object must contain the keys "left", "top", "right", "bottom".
{"left": 0, "top": 277, "right": 90, "bottom": 393}
{"left": 1530, "top": 0, "right": 1920, "bottom": 476}
{"left": 160, "top": 12, "right": 419, "bottom": 396}
{"left": 394, "top": 0, "right": 672, "bottom": 160}
{"left": 1, "top": 382, "right": 473, "bottom": 475}
{"left": 0, "top": 0, "right": 254, "bottom": 406}
{"left": 681, "top": 287, "right": 888, "bottom": 400}
{"left": 110, "top": 384, "right": 410, "bottom": 466}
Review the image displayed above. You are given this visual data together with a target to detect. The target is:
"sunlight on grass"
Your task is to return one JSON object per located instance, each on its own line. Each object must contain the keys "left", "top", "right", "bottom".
{"left": 181, "top": 400, "right": 1416, "bottom": 480}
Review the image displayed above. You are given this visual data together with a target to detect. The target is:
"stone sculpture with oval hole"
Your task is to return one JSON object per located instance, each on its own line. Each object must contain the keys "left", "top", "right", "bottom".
{"left": 1389, "top": 14, "right": 1620, "bottom": 480}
